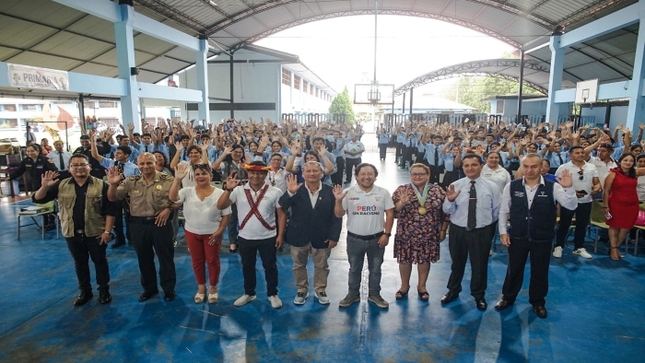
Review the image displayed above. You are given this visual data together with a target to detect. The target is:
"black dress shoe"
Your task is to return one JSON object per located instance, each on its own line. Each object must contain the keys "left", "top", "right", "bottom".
{"left": 495, "top": 299, "right": 514, "bottom": 311}
{"left": 99, "top": 291, "right": 112, "bottom": 304}
{"left": 138, "top": 291, "right": 158, "bottom": 302}
{"left": 164, "top": 291, "right": 176, "bottom": 301}
{"left": 475, "top": 297, "right": 488, "bottom": 311}
{"left": 74, "top": 291, "right": 93, "bottom": 306}
{"left": 533, "top": 305, "right": 548, "bottom": 319}
{"left": 440, "top": 291, "right": 459, "bottom": 304}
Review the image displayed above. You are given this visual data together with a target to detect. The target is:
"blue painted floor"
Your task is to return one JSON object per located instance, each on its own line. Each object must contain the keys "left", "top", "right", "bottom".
{"left": 2, "top": 148, "right": 645, "bottom": 362}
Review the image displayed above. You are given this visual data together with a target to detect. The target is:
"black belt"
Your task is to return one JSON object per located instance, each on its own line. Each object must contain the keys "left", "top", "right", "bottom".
{"left": 347, "top": 231, "right": 383, "bottom": 240}
{"left": 451, "top": 223, "right": 488, "bottom": 232}
{"left": 130, "top": 216, "right": 157, "bottom": 225}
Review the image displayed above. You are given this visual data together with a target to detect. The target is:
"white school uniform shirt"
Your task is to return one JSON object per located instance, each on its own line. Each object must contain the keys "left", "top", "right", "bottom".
{"left": 555, "top": 161, "right": 599, "bottom": 204}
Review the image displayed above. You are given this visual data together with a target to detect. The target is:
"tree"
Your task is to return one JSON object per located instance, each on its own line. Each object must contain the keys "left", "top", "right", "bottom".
{"left": 442, "top": 76, "right": 544, "bottom": 113}
{"left": 329, "top": 86, "right": 356, "bottom": 124}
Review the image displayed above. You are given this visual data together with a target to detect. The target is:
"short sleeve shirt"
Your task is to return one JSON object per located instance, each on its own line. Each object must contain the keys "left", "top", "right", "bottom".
{"left": 341, "top": 184, "right": 395, "bottom": 235}
{"left": 229, "top": 183, "right": 283, "bottom": 240}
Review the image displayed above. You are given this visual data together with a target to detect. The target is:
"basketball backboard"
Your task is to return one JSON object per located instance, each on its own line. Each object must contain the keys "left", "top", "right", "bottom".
{"left": 353, "top": 84, "right": 395, "bottom": 105}
{"left": 575, "top": 79, "right": 598, "bottom": 104}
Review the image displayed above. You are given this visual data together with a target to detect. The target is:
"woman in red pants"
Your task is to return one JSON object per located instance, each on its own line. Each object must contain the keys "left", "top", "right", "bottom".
{"left": 169, "top": 163, "right": 231, "bottom": 303}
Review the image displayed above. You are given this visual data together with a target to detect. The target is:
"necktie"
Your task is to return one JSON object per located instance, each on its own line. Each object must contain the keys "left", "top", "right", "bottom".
{"left": 183, "top": 149, "right": 187, "bottom": 160}
{"left": 467, "top": 180, "right": 477, "bottom": 230}
{"left": 557, "top": 153, "right": 563, "bottom": 165}
{"left": 59, "top": 152, "right": 65, "bottom": 170}
{"left": 434, "top": 147, "right": 439, "bottom": 166}
{"left": 145, "top": 145, "right": 149, "bottom": 152}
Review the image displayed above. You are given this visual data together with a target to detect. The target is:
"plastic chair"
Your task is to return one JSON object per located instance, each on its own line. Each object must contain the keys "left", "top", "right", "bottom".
{"left": 17, "top": 201, "right": 59, "bottom": 240}
{"left": 590, "top": 200, "right": 610, "bottom": 253}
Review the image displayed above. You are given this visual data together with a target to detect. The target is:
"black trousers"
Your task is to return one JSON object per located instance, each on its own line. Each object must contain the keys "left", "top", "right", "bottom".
{"left": 378, "top": 144, "right": 388, "bottom": 160}
{"left": 447, "top": 223, "right": 494, "bottom": 298}
{"left": 395, "top": 142, "right": 404, "bottom": 161}
{"left": 130, "top": 219, "right": 176, "bottom": 294}
{"left": 429, "top": 165, "right": 445, "bottom": 185}
{"left": 238, "top": 236, "right": 279, "bottom": 296}
{"left": 113, "top": 201, "right": 130, "bottom": 245}
{"left": 345, "top": 157, "right": 361, "bottom": 183}
{"left": 502, "top": 238, "right": 552, "bottom": 306}
{"left": 227, "top": 203, "right": 239, "bottom": 245}
{"left": 555, "top": 202, "right": 592, "bottom": 250}
{"left": 332, "top": 156, "right": 345, "bottom": 185}
{"left": 402, "top": 146, "right": 416, "bottom": 168}
{"left": 66, "top": 234, "right": 109, "bottom": 292}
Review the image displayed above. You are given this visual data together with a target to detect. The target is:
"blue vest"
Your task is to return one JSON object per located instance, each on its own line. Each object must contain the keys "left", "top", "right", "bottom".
{"left": 509, "top": 179, "right": 557, "bottom": 243}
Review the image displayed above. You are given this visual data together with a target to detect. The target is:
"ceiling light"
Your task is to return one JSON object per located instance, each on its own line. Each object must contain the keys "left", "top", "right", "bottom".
{"left": 209, "top": 1, "right": 217, "bottom": 6}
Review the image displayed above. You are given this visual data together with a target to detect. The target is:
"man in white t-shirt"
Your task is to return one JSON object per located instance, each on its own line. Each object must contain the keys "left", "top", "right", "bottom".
{"left": 554, "top": 146, "right": 601, "bottom": 259}
{"left": 217, "top": 161, "right": 287, "bottom": 309}
{"left": 333, "top": 163, "right": 394, "bottom": 309}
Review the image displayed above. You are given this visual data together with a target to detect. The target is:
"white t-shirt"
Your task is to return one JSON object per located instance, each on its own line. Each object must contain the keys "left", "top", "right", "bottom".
{"left": 555, "top": 161, "right": 599, "bottom": 203}
{"left": 229, "top": 183, "right": 283, "bottom": 240}
{"left": 177, "top": 187, "right": 231, "bottom": 235}
{"left": 481, "top": 164, "right": 511, "bottom": 194}
{"left": 341, "top": 184, "right": 394, "bottom": 235}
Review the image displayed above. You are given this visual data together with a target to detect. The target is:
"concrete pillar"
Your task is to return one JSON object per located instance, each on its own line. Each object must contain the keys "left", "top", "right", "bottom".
{"left": 114, "top": 2, "right": 140, "bottom": 131}
{"left": 196, "top": 37, "right": 210, "bottom": 124}
{"left": 626, "top": 0, "right": 645, "bottom": 131}
{"left": 545, "top": 34, "right": 565, "bottom": 123}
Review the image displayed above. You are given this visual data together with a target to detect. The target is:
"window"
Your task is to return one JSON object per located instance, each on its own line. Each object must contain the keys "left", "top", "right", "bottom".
{"left": 98, "top": 101, "right": 117, "bottom": 108}
{"left": 303, "top": 80, "right": 308, "bottom": 93}
{"left": 3, "top": 104, "right": 16, "bottom": 112}
{"left": 98, "top": 118, "right": 120, "bottom": 127}
{"left": 310, "top": 84, "right": 314, "bottom": 95}
{"left": 294, "top": 75, "right": 301, "bottom": 90}
{"left": 315, "top": 88, "right": 319, "bottom": 98}
{"left": 0, "top": 119, "right": 19, "bottom": 127}
{"left": 21, "top": 104, "right": 40, "bottom": 111}
{"left": 496, "top": 100, "right": 504, "bottom": 114}
{"left": 281, "top": 68, "right": 291, "bottom": 86}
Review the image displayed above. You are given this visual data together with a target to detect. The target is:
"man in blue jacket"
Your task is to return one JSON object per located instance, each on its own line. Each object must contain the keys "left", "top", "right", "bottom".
{"left": 279, "top": 161, "right": 342, "bottom": 305}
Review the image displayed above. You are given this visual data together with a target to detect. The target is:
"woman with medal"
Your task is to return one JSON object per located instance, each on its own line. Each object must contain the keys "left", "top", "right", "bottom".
{"left": 392, "top": 163, "right": 449, "bottom": 301}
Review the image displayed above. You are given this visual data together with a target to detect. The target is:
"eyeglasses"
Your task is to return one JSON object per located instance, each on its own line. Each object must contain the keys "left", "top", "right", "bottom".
{"left": 578, "top": 170, "right": 584, "bottom": 180}
{"left": 410, "top": 173, "right": 428, "bottom": 178}
{"left": 69, "top": 163, "right": 89, "bottom": 168}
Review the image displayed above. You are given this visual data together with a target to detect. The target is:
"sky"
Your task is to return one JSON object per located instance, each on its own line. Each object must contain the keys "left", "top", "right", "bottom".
{"left": 255, "top": 15, "right": 516, "bottom": 101}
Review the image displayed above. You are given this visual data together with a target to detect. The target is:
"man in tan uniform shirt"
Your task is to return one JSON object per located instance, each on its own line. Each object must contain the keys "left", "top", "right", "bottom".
{"left": 107, "top": 152, "right": 177, "bottom": 302}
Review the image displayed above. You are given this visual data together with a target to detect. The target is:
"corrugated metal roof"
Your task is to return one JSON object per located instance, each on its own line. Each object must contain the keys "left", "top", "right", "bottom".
{"left": 0, "top": 0, "right": 639, "bottom": 95}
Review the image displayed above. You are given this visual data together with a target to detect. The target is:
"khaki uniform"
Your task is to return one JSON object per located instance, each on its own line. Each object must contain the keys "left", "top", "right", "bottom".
{"left": 116, "top": 172, "right": 173, "bottom": 217}
{"left": 115, "top": 172, "right": 176, "bottom": 295}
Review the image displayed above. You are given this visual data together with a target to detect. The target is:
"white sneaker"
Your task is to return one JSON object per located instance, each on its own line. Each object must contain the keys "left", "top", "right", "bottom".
{"left": 315, "top": 291, "right": 331, "bottom": 305}
{"left": 233, "top": 294, "right": 256, "bottom": 307}
{"left": 293, "top": 292, "right": 308, "bottom": 305}
{"left": 553, "top": 246, "right": 563, "bottom": 258}
{"left": 268, "top": 295, "right": 283, "bottom": 309}
{"left": 573, "top": 247, "right": 592, "bottom": 259}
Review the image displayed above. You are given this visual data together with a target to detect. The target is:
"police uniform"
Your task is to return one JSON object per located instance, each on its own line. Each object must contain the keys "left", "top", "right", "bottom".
{"left": 115, "top": 172, "right": 176, "bottom": 297}
{"left": 10, "top": 155, "right": 58, "bottom": 192}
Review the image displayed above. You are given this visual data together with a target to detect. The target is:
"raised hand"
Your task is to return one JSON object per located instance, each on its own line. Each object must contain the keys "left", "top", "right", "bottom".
{"left": 174, "top": 162, "right": 190, "bottom": 180}
{"left": 41, "top": 171, "right": 60, "bottom": 188}
{"left": 399, "top": 191, "right": 411, "bottom": 205}
{"left": 225, "top": 172, "right": 241, "bottom": 190}
{"left": 128, "top": 123, "right": 135, "bottom": 131}
{"left": 445, "top": 184, "right": 461, "bottom": 202}
{"left": 332, "top": 184, "right": 348, "bottom": 201}
{"left": 201, "top": 138, "right": 211, "bottom": 150}
{"left": 223, "top": 146, "right": 233, "bottom": 155}
{"left": 557, "top": 169, "right": 573, "bottom": 188}
{"left": 286, "top": 174, "right": 302, "bottom": 194}
{"left": 106, "top": 166, "right": 123, "bottom": 185}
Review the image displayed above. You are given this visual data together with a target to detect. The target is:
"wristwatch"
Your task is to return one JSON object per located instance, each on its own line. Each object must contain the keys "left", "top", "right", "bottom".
{"left": 103, "top": 231, "right": 111, "bottom": 234}
{"left": 384, "top": 232, "right": 392, "bottom": 237}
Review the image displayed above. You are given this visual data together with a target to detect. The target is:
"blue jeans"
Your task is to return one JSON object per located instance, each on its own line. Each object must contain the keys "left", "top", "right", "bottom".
{"left": 346, "top": 234, "right": 385, "bottom": 297}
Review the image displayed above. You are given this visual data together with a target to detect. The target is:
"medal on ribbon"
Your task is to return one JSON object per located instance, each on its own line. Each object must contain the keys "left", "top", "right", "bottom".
{"left": 411, "top": 182, "right": 429, "bottom": 215}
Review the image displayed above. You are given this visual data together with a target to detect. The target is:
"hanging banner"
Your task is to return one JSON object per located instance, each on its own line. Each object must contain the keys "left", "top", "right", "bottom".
{"left": 7, "top": 63, "right": 69, "bottom": 91}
